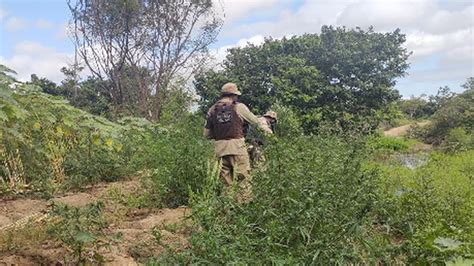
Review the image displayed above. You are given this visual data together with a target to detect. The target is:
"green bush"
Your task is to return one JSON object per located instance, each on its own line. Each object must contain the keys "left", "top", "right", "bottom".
{"left": 124, "top": 115, "right": 213, "bottom": 208}
{"left": 441, "top": 127, "right": 474, "bottom": 152}
{"left": 375, "top": 150, "right": 474, "bottom": 263}
{"left": 271, "top": 103, "right": 303, "bottom": 137}
{"left": 1, "top": 70, "right": 134, "bottom": 196}
{"left": 161, "top": 134, "right": 387, "bottom": 264}
{"left": 421, "top": 84, "right": 473, "bottom": 146}
{"left": 47, "top": 202, "right": 108, "bottom": 263}
{"left": 157, "top": 134, "right": 473, "bottom": 264}
{"left": 367, "top": 134, "right": 414, "bottom": 152}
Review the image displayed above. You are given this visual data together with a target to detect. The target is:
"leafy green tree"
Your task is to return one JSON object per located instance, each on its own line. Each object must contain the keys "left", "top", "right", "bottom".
{"left": 0, "top": 65, "right": 26, "bottom": 125}
{"left": 68, "top": 77, "right": 112, "bottom": 117}
{"left": 195, "top": 26, "right": 410, "bottom": 132}
{"left": 423, "top": 78, "right": 474, "bottom": 145}
{"left": 428, "top": 85, "right": 456, "bottom": 111}
{"left": 0, "top": 65, "right": 17, "bottom": 85}
{"left": 461, "top": 77, "right": 474, "bottom": 90}
{"left": 397, "top": 86, "right": 458, "bottom": 120}
{"left": 398, "top": 96, "right": 432, "bottom": 119}
{"left": 29, "top": 74, "right": 62, "bottom": 96}
{"left": 158, "top": 79, "right": 194, "bottom": 125}
{"left": 27, "top": 70, "right": 112, "bottom": 117}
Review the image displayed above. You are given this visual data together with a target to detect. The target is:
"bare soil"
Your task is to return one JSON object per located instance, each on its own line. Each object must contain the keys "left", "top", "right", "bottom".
{"left": 383, "top": 121, "right": 430, "bottom": 137}
{"left": 0, "top": 178, "right": 189, "bottom": 265}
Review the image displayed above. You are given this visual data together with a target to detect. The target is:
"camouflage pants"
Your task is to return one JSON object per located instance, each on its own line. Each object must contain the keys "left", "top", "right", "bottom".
{"left": 219, "top": 154, "right": 252, "bottom": 203}
{"left": 247, "top": 144, "right": 266, "bottom": 168}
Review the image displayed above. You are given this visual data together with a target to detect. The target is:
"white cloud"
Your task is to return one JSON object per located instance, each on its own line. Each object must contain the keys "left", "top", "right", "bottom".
{"left": 5, "top": 16, "right": 28, "bottom": 31}
{"left": 0, "top": 41, "right": 72, "bottom": 83}
{"left": 1, "top": 0, "right": 470, "bottom": 96}
{"left": 215, "top": 0, "right": 281, "bottom": 24}
{"left": 0, "top": 8, "right": 7, "bottom": 21}
{"left": 422, "top": 5, "right": 474, "bottom": 34}
{"left": 407, "top": 65, "right": 472, "bottom": 84}
{"left": 441, "top": 44, "right": 474, "bottom": 68}
{"left": 35, "top": 19, "right": 54, "bottom": 30}
{"left": 220, "top": 0, "right": 473, "bottom": 60}
{"left": 334, "top": 0, "right": 473, "bottom": 35}
{"left": 210, "top": 35, "right": 265, "bottom": 67}
{"left": 234, "top": 34, "right": 265, "bottom": 47}
{"left": 337, "top": 0, "right": 436, "bottom": 31}
{"left": 221, "top": 0, "right": 362, "bottom": 39}
{"left": 4, "top": 16, "right": 55, "bottom": 31}
{"left": 214, "top": 0, "right": 473, "bottom": 70}
{"left": 56, "top": 23, "right": 70, "bottom": 40}
{"left": 405, "top": 29, "right": 472, "bottom": 59}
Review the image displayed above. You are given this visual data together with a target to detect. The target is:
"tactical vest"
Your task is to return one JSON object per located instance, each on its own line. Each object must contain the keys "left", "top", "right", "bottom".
{"left": 207, "top": 101, "right": 244, "bottom": 140}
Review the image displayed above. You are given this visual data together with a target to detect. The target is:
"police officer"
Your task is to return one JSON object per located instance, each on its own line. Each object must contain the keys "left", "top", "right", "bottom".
{"left": 204, "top": 83, "right": 272, "bottom": 202}
{"left": 248, "top": 111, "right": 277, "bottom": 166}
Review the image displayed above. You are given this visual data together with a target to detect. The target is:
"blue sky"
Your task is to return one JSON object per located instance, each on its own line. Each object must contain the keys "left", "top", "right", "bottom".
{"left": 1, "top": 0, "right": 473, "bottom": 98}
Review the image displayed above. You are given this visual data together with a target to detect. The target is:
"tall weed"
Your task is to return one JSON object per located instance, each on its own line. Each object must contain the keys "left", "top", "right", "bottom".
{"left": 124, "top": 115, "right": 214, "bottom": 207}
{"left": 1, "top": 80, "right": 133, "bottom": 196}
{"left": 162, "top": 134, "right": 386, "bottom": 264}
{"left": 374, "top": 150, "right": 474, "bottom": 263}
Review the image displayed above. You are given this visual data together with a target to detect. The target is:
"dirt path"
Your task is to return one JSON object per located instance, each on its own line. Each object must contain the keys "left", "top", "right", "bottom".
{"left": 384, "top": 121, "right": 431, "bottom": 137}
{"left": 0, "top": 178, "right": 189, "bottom": 265}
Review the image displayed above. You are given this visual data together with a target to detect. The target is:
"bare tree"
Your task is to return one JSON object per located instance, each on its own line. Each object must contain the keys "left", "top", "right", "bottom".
{"left": 68, "top": 0, "right": 222, "bottom": 120}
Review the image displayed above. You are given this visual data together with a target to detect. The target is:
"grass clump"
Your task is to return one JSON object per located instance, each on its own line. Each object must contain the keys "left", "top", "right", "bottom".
{"left": 47, "top": 201, "right": 109, "bottom": 263}
{"left": 155, "top": 133, "right": 473, "bottom": 264}
{"left": 374, "top": 150, "right": 474, "bottom": 263}
{"left": 124, "top": 115, "right": 214, "bottom": 208}
{"left": 160, "top": 134, "right": 387, "bottom": 264}
{"left": 367, "top": 134, "right": 417, "bottom": 152}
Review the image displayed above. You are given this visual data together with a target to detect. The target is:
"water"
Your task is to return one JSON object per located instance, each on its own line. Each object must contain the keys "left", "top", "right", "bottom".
{"left": 395, "top": 153, "right": 429, "bottom": 169}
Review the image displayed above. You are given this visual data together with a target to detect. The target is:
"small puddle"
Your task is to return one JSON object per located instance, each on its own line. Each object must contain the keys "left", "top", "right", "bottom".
{"left": 395, "top": 153, "right": 429, "bottom": 169}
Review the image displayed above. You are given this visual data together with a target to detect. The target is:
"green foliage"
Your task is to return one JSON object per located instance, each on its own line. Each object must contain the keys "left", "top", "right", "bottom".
{"left": 30, "top": 68, "right": 194, "bottom": 122}
{"left": 2, "top": 61, "right": 472, "bottom": 264}
{"left": 156, "top": 80, "right": 194, "bottom": 126}
{"left": 29, "top": 72, "right": 112, "bottom": 117}
{"left": 196, "top": 26, "right": 410, "bottom": 132}
{"left": 395, "top": 86, "right": 457, "bottom": 121}
{"left": 123, "top": 114, "right": 214, "bottom": 208}
{"left": 420, "top": 80, "right": 473, "bottom": 146}
{"left": 442, "top": 127, "right": 474, "bottom": 152}
{"left": 0, "top": 67, "right": 135, "bottom": 196}
{"left": 0, "top": 65, "right": 207, "bottom": 199}
{"left": 377, "top": 102, "right": 409, "bottom": 130}
{"left": 0, "top": 64, "right": 17, "bottom": 85}
{"left": 29, "top": 74, "right": 61, "bottom": 95}
{"left": 398, "top": 96, "right": 435, "bottom": 119}
{"left": 157, "top": 133, "right": 472, "bottom": 264}
{"left": 367, "top": 135, "right": 416, "bottom": 152}
{"left": 375, "top": 150, "right": 474, "bottom": 263}
{"left": 163, "top": 135, "right": 387, "bottom": 264}
{"left": 65, "top": 77, "right": 112, "bottom": 117}
{"left": 271, "top": 103, "right": 303, "bottom": 137}
{"left": 48, "top": 202, "right": 108, "bottom": 263}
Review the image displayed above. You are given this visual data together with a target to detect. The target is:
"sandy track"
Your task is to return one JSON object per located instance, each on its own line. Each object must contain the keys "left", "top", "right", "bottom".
{"left": 384, "top": 121, "right": 431, "bottom": 137}
{"left": 0, "top": 178, "right": 189, "bottom": 265}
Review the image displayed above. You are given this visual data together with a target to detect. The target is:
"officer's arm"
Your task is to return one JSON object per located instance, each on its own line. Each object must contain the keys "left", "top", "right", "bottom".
{"left": 203, "top": 128, "right": 212, "bottom": 139}
{"left": 203, "top": 112, "right": 213, "bottom": 139}
{"left": 258, "top": 117, "right": 273, "bottom": 134}
{"left": 236, "top": 104, "right": 273, "bottom": 135}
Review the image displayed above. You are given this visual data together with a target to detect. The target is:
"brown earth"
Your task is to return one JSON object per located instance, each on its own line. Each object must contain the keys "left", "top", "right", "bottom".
{"left": 0, "top": 254, "right": 54, "bottom": 266}
{"left": 384, "top": 121, "right": 431, "bottom": 137}
{"left": 0, "top": 177, "right": 189, "bottom": 265}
